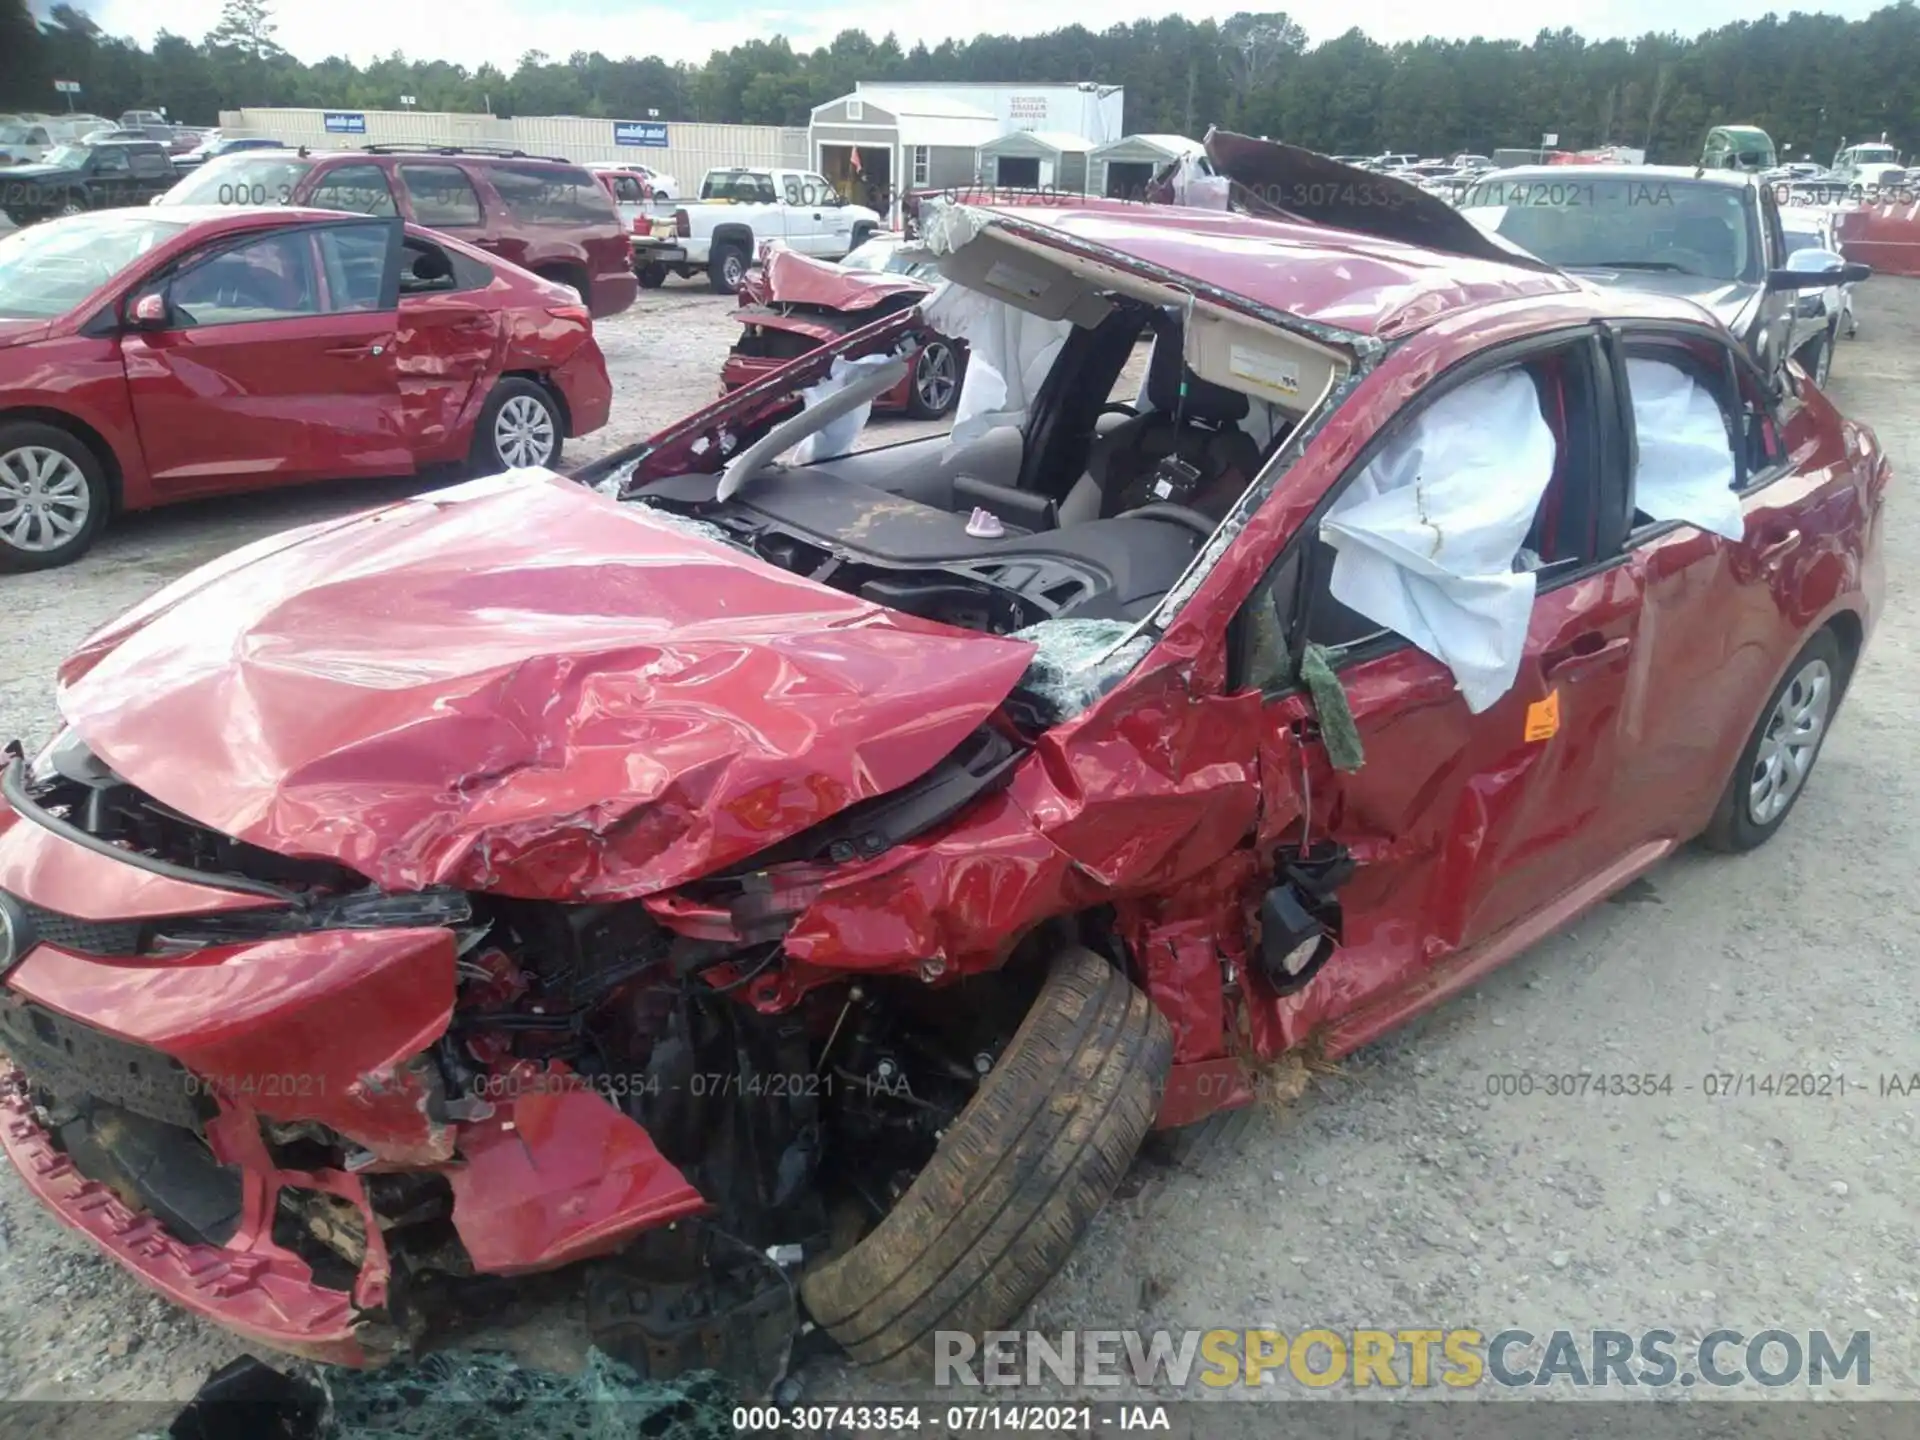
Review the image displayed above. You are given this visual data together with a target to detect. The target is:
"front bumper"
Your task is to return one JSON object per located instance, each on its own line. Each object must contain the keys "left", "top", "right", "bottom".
{"left": 0, "top": 1074, "right": 368, "bottom": 1364}
{"left": 0, "top": 798, "right": 707, "bottom": 1364}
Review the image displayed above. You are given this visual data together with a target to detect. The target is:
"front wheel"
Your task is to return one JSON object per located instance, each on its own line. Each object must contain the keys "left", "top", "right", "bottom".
{"left": 1701, "top": 628, "right": 1845, "bottom": 852}
{"left": 800, "top": 947, "right": 1172, "bottom": 1382}
{"left": 0, "top": 422, "right": 108, "bottom": 572}
{"left": 472, "top": 378, "right": 563, "bottom": 474}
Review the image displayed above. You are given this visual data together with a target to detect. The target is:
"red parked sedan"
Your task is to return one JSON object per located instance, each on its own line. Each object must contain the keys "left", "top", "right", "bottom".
{"left": 0, "top": 205, "right": 612, "bottom": 570}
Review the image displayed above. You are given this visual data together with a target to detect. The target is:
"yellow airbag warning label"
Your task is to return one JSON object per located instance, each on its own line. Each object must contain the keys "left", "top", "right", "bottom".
{"left": 1525, "top": 690, "right": 1560, "bottom": 742}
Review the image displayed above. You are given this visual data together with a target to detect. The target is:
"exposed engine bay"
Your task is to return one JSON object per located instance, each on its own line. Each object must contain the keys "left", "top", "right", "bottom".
{"left": 3, "top": 746, "right": 1063, "bottom": 1384}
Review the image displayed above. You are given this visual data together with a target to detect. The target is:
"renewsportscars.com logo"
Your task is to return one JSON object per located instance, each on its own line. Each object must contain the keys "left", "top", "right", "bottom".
{"left": 933, "top": 1328, "right": 1872, "bottom": 1390}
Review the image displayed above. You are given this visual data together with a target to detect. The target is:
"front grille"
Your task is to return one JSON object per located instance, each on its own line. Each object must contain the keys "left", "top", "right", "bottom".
{"left": 6, "top": 894, "right": 150, "bottom": 958}
{"left": 0, "top": 997, "right": 210, "bottom": 1131}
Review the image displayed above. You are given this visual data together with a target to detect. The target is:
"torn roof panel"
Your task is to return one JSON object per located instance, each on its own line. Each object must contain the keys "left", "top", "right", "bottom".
{"left": 949, "top": 200, "right": 1582, "bottom": 340}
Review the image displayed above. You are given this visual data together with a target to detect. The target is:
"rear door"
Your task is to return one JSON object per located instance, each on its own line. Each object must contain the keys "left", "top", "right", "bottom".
{"left": 391, "top": 233, "right": 503, "bottom": 465}
{"left": 122, "top": 218, "right": 409, "bottom": 492}
{"left": 394, "top": 161, "right": 499, "bottom": 259}
{"left": 1608, "top": 323, "right": 1871, "bottom": 837}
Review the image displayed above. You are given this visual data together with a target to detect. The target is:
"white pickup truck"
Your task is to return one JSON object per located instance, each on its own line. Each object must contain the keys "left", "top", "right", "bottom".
{"left": 632, "top": 166, "right": 883, "bottom": 293}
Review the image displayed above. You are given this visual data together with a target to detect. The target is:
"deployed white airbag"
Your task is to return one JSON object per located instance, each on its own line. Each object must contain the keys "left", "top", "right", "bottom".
{"left": 1319, "top": 367, "right": 1556, "bottom": 713}
{"left": 924, "top": 282, "right": 1070, "bottom": 449}
{"left": 786, "top": 352, "right": 902, "bottom": 465}
{"left": 1626, "top": 357, "right": 1744, "bottom": 541}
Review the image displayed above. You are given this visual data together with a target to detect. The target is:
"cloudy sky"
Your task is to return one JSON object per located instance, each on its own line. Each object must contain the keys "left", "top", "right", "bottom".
{"left": 53, "top": 0, "right": 1888, "bottom": 68}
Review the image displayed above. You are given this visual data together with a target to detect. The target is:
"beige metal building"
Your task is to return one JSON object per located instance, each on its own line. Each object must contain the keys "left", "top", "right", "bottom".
{"left": 217, "top": 108, "right": 806, "bottom": 195}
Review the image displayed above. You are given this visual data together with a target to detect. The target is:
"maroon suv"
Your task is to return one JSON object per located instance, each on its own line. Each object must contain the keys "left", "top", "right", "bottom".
{"left": 157, "top": 144, "right": 638, "bottom": 319}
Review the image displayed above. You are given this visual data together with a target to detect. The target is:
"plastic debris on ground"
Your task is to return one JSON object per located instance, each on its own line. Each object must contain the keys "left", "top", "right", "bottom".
{"left": 1010, "top": 617, "right": 1153, "bottom": 726}
{"left": 150, "top": 1350, "right": 739, "bottom": 1440}
{"left": 1317, "top": 366, "right": 1555, "bottom": 713}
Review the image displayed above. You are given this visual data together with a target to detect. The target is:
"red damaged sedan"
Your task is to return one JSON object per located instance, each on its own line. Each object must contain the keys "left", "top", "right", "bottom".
{"left": 0, "top": 136, "right": 1885, "bottom": 1389}
{"left": 722, "top": 235, "right": 965, "bottom": 419}
{"left": 0, "top": 206, "right": 611, "bottom": 571}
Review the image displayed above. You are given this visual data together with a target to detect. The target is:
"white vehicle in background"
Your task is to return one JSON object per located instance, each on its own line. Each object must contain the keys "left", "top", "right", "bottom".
{"left": 631, "top": 166, "right": 882, "bottom": 293}
{"left": 590, "top": 160, "right": 676, "bottom": 200}
{"left": 1830, "top": 140, "right": 1903, "bottom": 190}
{"left": 1780, "top": 204, "right": 1857, "bottom": 385}
{"left": 0, "top": 120, "right": 53, "bottom": 166}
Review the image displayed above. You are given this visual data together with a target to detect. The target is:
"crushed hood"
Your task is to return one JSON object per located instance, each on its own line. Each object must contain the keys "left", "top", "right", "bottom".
{"left": 742, "top": 243, "right": 930, "bottom": 312}
{"left": 1564, "top": 266, "right": 1756, "bottom": 334}
{"left": 55, "top": 470, "right": 1037, "bottom": 901}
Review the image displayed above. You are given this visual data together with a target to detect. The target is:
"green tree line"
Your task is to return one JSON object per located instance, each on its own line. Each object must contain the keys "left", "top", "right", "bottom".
{"left": 4, "top": 0, "right": 1918, "bottom": 166}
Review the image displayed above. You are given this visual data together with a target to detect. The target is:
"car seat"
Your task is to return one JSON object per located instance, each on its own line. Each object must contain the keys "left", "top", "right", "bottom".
{"left": 1058, "top": 315, "right": 1263, "bottom": 525}
{"left": 1670, "top": 215, "right": 1737, "bottom": 275}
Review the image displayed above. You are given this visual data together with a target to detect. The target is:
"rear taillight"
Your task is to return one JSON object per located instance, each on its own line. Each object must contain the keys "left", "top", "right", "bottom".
{"left": 547, "top": 304, "right": 590, "bottom": 327}
{"left": 674, "top": 208, "right": 690, "bottom": 238}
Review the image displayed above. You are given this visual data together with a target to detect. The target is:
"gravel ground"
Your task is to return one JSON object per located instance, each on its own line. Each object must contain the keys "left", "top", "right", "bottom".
{"left": 0, "top": 280, "right": 1915, "bottom": 1413}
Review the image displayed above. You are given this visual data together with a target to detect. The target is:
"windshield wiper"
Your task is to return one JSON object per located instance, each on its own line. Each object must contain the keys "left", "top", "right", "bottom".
{"left": 1571, "top": 260, "right": 1692, "bottom": 273}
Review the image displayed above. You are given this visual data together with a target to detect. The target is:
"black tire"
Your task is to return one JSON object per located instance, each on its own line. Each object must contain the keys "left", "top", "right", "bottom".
{"left": 800, "top": 946, "right": 1172, "bottom": 1382}
{"left": 57, "top": 194, "right": 87, "bottom": 218}
{"left": 470, "top": 377, "right": 564, "bottom": 474}
{"left": 904, "top": 339, "right": 963, "bottom": 420}
{"left": 1701, "top": 628, "right": 1845, "bottom": 853}
{"left": 636, "top": 262, "right": 667, "bottom": 289}
{"left": 709, "top": 241, "right": 748, "bottom": 294}
{"left": 0, "top": 420, "right": 110, "bottom": 572}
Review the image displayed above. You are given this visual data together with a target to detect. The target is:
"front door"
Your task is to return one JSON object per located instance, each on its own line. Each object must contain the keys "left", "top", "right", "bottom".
{"left": 1239, "top": 331, "right": 1643, "bottom": 1051}
{"left": 122, "top": 219, "right": 408, "bottom": 493}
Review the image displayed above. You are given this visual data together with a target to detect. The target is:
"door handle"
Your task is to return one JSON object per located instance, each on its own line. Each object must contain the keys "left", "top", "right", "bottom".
{"left": 1755, "top": 526, "right": 1802, "bottom": 561}
{"left": 1543, "top": 633, "right": 1631, "bottom": 679}
{"left": 325, "top": 342, "right": 387, "bottom": 357}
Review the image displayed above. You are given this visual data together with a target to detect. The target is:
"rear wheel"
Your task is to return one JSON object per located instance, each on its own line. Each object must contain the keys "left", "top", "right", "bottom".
{"left": 1701, "top": 628, "right": 1844, "bottom": 852}
{"left": 800, "top": 946, "right": 1172, "bottom": 1382}
{"left": 636, "top": 262, "right": 667, "bottom": 289}
{"left": 0, "top": 421, "right": 108, "bottom": 572}
{"left": 472, "top": 378, "right": 563, "bottom": 474}
{"left": 905, "top": 339, "right": 962, "bottom": 419}
{"left": 709, "top": 242, "right": 748, "bottom": 295}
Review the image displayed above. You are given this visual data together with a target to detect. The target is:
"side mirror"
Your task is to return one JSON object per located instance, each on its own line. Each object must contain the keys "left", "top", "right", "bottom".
{"left": 128, "top": 291, "right": 169, "bottom": 327}
{"left": 1766, "top": 260, "right": 1869, "bottom": 291}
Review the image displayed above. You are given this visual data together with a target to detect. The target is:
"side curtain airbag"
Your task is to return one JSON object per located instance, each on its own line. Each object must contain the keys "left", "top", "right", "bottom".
{"left": 1319, "top": 367, "right": 1555, "bottom": 713}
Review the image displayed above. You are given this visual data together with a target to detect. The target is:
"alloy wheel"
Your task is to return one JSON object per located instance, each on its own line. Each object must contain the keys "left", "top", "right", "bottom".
{"left": 1747, "top": 657, "right": 1833, "bottom": 826}
{"left": 723, "top": 253, "right": 744, "bottom": 289}
{"left": 493, "top": 394, "right": 558, "bottom": 469}
{"left": 0, "top": 445, "right": 91, "bottom": 554}
{"left": 915, "top": 343, "right": 957, "bottom": 413}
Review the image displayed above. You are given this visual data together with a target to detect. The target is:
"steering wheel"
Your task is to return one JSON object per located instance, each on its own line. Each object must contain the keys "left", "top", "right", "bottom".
{"left": 1117, "top": 502, "right": 1216, "bottom": 540}
{"left": 1096, "top": 401, "right": 1139, "bottom": 421}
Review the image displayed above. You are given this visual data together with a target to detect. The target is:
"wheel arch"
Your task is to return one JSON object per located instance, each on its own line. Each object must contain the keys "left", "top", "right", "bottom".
{"left": 0, "top": 406, "right": 125, "bottom": 514}
{"left": 709, "top": 222, "right": 755, "bottom": 253}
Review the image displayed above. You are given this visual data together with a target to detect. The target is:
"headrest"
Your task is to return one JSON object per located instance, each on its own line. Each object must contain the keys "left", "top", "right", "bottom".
{"left": 1144, "top": 320, "right": 1249, "bottom": 426}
